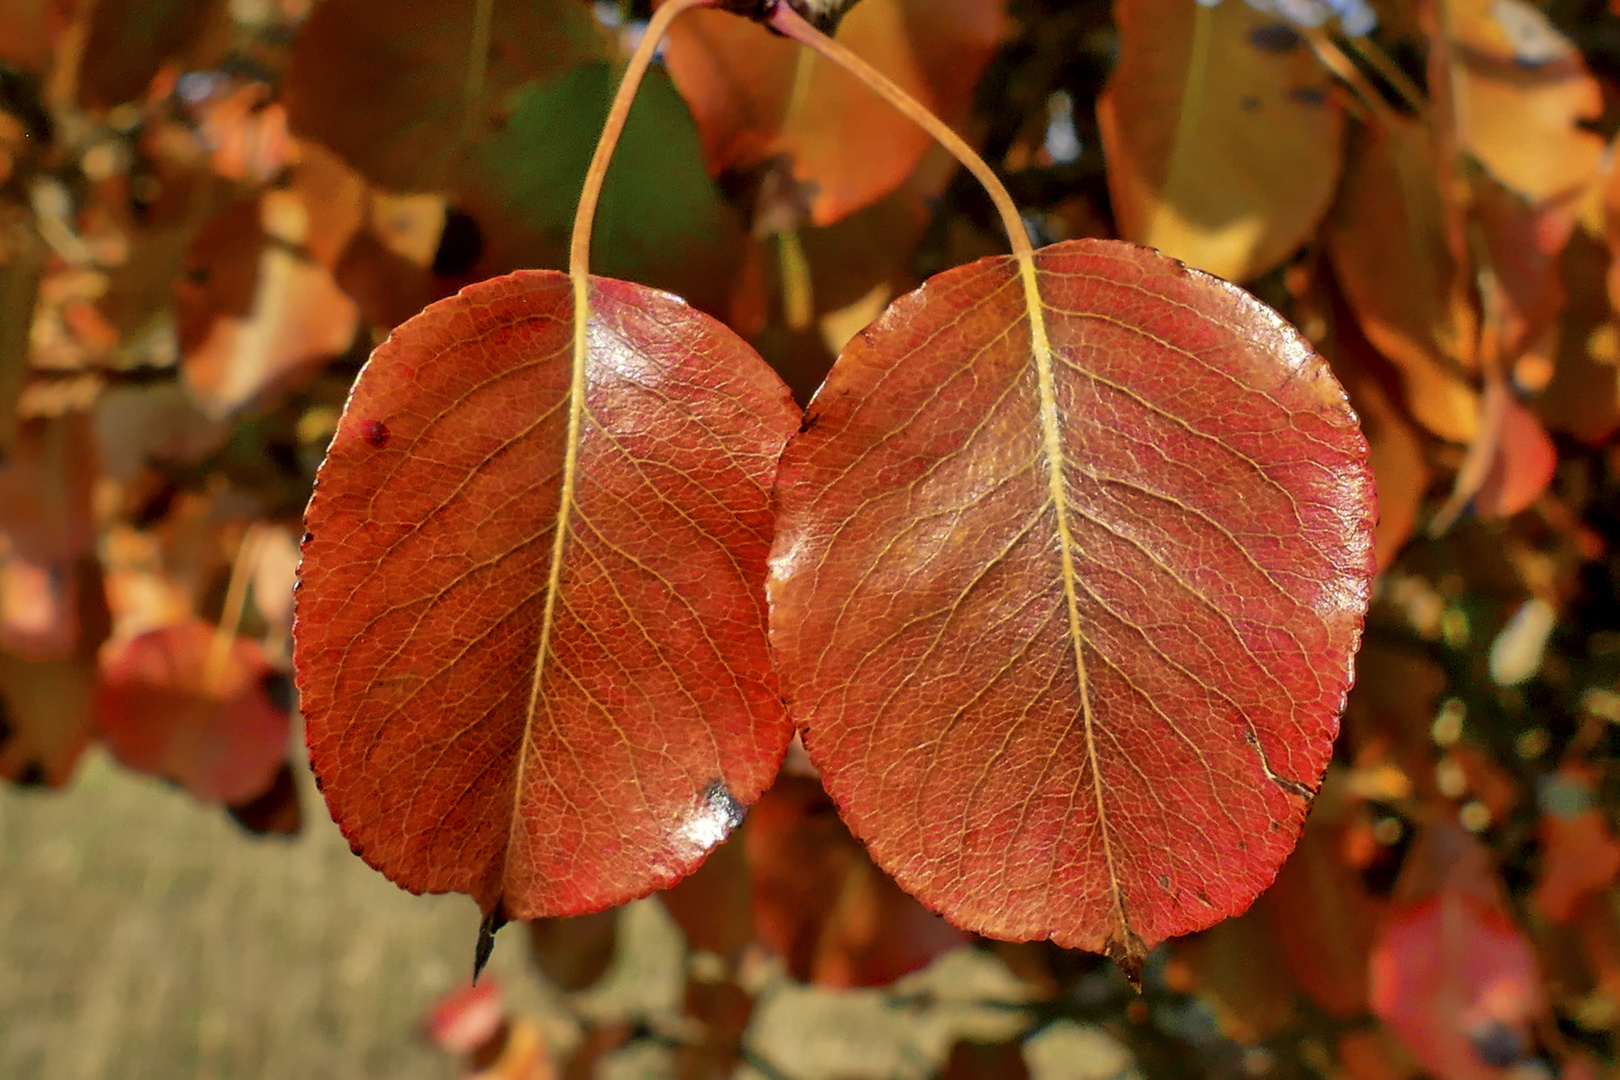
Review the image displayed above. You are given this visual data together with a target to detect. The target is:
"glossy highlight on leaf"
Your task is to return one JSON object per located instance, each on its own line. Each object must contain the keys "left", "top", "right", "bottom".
{"left": 769, "top": 239, "right": 1375, "bottom": 971}
{"left": 294, "top": 270, "right": 799, "bottom": 921}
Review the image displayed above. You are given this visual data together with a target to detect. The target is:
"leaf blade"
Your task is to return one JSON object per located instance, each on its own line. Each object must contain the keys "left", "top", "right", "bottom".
{"left": 769, "top": 239, "right": 1375, "bottom": 963}
{"left": 295, "top": 271, "right": 799, "bottom": 918}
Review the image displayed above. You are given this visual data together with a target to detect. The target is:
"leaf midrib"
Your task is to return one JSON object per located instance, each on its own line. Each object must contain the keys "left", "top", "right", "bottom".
{"left": 1015, "top": 256, "right": 1130, "bottom": 944}
{"left": 504, "top": 276, "right": 595, "bottom": 897}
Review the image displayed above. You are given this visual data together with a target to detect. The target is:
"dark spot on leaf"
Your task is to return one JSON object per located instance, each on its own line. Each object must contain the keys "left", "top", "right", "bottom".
{"left": 1237, "top": 840, "right": 1247, "bottom": 851}
{"left": 15, "top": 760, "right": 46, "bottom": 787}
{"left": 434, "top": 208, "right": 485, "bottom": 277}
{"left": 0, "top": 693, "right": 13, "bottom": 750}
{"left": 703, "top": 779, "right": 746, "bottom": 835}
{"left": 1157, "top": 874, "right": 1169, "bottom": 890}
{"left": 361, "top": 419, "right": 390, "bottom": 449}
{"left": 302, "top": 531, "right": 314, "bottom": 545}
{"left": 1249, "top": 22, "right": 1302, "bottom": 52}
{"left": 1240, "top": 96, "right": 1261, "bottom": 113}
{"left": 1290, "top": 86, "right": 1328, "bottom": 107}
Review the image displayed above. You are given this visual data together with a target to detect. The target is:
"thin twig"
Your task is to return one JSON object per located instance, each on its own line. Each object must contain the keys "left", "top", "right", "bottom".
{"left": 204, "top": 523, "right": 264, "bottom": 696}
{"left": 460, "top": 0, "right": 496, "bottom": 146}
{"left": 1429, "top": 224, "right": 1506, "bottom": 536}
{"left": 1344, "top": 34, "right": 1430, "bottom": 121}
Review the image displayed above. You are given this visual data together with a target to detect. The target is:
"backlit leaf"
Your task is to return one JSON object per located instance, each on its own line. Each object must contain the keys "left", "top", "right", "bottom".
{"left": 294, "top": 271, "right": 799, "bottom": 921}
{"left": 1450, "top": 0, "right": 1604, "bottom": 204}
{"left": 769, "top": 239, "right": 1375, "bottom": 972}
{"left": 661, "top": 0, "right": 1006, "bottom": 226}
{"left": 1324, "top": 116, "right": 1480, "bottom": 443}
{"left": 1097, "top": 0, "right": 1343, "bottom": 283}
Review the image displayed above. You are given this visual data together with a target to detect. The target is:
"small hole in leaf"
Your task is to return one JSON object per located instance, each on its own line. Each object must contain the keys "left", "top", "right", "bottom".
{"left": 434, "top": 208, "right": 485, "bottom": 277}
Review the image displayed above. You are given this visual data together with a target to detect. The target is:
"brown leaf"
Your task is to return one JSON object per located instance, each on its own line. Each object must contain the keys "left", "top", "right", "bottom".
{"left": 180, "top": 195, "right": 359, "bottom": 418}
{"left": 0, "top": 413, "right": 98, "bottom": 565}
{"left": 659, "top": 819, "right": 756, "bottom": 960}
{"left": 527, "top": 911, "right": 619, "bottom": 992}
{"left": 1097, "top": 0, "right": 1344, "bottom": 282}
{"left": 745, "top": 774, "right": 968, "bottom": 987}
{"left": 1325, "top": 117, "right": 1479, "bottom": 443}
{"left": 226, "top": 758, "right": 303, "bottom": 836}
{"left": 283, "top": 0, "right": 605, "bottom": 191}
{"left": 0, "top": 650, "right": 95, "bottom": 787}
{"left": 78, "top": 0, "right": 229, "bottom": 110}
{"left": 662, "top": 0, "right": 1007, "bottom": 226}
{"left": 1260, "top": 770, "right": 1384, "bottom": 1018}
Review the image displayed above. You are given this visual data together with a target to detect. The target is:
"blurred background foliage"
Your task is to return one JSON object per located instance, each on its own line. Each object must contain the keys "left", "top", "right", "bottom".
{"left": 5, "top": 0, "right": 1620, "bottom": 1077}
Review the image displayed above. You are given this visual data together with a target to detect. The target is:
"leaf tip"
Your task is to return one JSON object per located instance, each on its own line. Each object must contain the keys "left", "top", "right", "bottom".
{"left": 473, "top": 901, "right": 509, "bottom": 983}
{"left": 1105, "top": 930, "right": 1148, "bottom": 992}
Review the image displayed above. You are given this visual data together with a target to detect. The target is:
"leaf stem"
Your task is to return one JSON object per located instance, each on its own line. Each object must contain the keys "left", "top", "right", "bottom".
{"left": 764, "top": 4, "right": 1053, "bottom": 365}
{"left": 570, "top": 0, "right": 716, "bottom": 284}
{"left": 568, "top": 0, "right": 717, "bottom": 462}
{"left": 460, "top": 0, "right": 496, "bottom": 146}
{"left": 767, "top": 3, "right": 1032, "bottom": 263}
{"left": 205, "top": 523, "right": 263, "bottom": 697}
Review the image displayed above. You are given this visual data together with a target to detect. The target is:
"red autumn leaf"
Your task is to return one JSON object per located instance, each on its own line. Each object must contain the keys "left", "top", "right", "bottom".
{"left": 426, "top": 980, "right": 506, "bottom": 1055}
{"left": 294, "top": 271, "right": 799, "bottom": 922}
{"left": 1371, "top": 825, "right": 1543, "bottom": 1080}
{"left": 93, "top": 619, "right": 289, "bottom": 804}
{"left": 769, "top": 239, "right": 1375, "bottom": 973}
{"left": 1472, "top": 395, "right": 1556, "bottom": 520}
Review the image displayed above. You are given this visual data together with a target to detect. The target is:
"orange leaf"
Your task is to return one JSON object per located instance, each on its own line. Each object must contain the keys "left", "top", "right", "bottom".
{"left": 1098, "top": 0, "right": 1344, "bottom": 282}
{"left": 662, "top": 0, "right": 1006, "bottom": 226}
